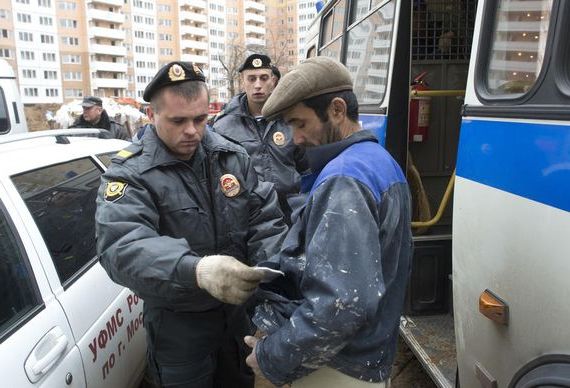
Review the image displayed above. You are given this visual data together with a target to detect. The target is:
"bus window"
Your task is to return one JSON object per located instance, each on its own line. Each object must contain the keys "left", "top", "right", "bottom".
{"left": 350, "top": 0, "right": 371, "bottom": 24}
{"left": 485, "top": 0, "right": 554, "bottom": 96}
{"left": 345, "top": 1, "right": 395, "bottom": 105}
{"left": 321, "top": 0, "right": 347, "bottom": 48}
{"left": 320, "top": 37, "right": 342, "bottom": 60}
{"left": 306, "top": 46, "right": 317, "bottom": 59}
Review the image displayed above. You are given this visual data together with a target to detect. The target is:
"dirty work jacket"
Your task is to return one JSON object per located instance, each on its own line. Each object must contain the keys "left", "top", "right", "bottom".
{"left": 95, "top": 127, "right": 288, "bottom": 312}
{"left": 70, "top": 110, "right": 130, "bottom": 140}
{"left": 253, "top": 130, "right": 413, "bottom": 385}
{"left": 212, "top": 93, "right": 308, "bottom": 216}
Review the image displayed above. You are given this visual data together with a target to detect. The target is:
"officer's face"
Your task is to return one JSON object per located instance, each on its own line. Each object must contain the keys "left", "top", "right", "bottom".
{"left": 82, "top": 105, "right": 103, "bottom": 124}
{"left": 148, "top": 88, "right": 209, "bottom": 160}
{"left": 242, "top": 69, "right": 275, "bottom": 105}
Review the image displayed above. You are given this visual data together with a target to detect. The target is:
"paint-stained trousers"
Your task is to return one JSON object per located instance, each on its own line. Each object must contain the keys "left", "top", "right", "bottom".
{"left": 143, "top": 303, "right": 255, "bottom": 388}
{"left": 292, "top": 367, "right": 390, "bottom": 388}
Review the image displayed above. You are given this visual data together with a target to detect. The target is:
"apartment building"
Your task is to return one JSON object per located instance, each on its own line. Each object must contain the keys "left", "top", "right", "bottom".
{"left": 0, "top": 0, "right": 287, "bottom": 104}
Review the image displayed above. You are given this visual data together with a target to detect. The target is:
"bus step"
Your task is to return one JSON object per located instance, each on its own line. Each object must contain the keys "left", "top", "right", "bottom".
{"left": 399, "top": 314, "right": 456, "bottom": 388}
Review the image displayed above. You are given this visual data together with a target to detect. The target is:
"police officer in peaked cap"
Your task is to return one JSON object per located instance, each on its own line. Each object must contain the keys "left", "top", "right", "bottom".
{"left": 95, "top": 61, "right": 288, "bottom": 387}
{"left": 212, "top": 54, "right": 308, "bottom": 225}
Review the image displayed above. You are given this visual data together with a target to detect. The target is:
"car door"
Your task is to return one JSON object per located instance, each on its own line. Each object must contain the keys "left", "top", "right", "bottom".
{"left": 9, "top": 156, "right": 146, "bottom": 388}
{"left": 0, "top": 183, "right": 85, "bottom": 387}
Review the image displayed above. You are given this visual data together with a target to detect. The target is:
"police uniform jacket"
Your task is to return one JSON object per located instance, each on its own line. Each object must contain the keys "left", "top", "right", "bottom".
{"left": 252, "top": 130, "right": 413, "bottom": 385}
{"left": 212, "top": 93, "right": 308, "bottom": 207}
{"left": 71, "top": 109, "right": 130, "bottom": 141}
{"left": 95, "top": 127, "right": 288, "bottom": 312}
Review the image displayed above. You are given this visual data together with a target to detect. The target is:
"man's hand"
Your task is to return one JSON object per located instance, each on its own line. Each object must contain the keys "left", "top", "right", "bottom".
{"left": 244, "top": 335, "right": 262, "bottom": 376}
{"left": 196, "top": 255, "right": 264, "bottom": 304}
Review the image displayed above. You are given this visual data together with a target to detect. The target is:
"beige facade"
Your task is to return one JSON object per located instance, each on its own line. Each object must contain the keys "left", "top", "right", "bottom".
{"left": 0, "top": 0, "right": 312, "bottom": 104}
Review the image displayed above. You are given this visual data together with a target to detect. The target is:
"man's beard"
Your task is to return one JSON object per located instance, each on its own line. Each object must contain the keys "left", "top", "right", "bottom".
{"left": 320, "top": 119, "right": 344, "bottom": 145}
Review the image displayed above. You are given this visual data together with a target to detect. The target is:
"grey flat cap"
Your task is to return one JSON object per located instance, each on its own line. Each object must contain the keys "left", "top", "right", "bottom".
{"left": 262, "top": 57, "right": 353, "bottom": 120}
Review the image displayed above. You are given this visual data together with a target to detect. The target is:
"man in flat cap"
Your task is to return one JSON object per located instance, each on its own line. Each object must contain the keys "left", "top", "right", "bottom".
{"left": 95, "top": 61, "right": 288, "bottom": 387}
{"left": 244, "top": 57, "right": 413, "bottom": 387}
{"left": 212, "top": 53, "right": 307, "bottom": 225}
{"left": 70, "top": 96, "right": 130, "bottom": 140}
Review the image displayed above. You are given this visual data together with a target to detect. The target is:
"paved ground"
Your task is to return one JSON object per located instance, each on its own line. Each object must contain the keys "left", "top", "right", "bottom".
{"left": 255, "top": 336, "right": 436, "bottom": 387}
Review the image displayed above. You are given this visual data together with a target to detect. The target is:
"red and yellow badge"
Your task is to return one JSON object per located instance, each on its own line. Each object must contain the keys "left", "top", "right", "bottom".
{"left": 104, "top": 181, "right": 128, "bottom": 202}
{"left": 273, "top": 131, "right": 286, "bottom": 146}
{"left": 219, "top": 174, "right": 240, "bottom": 197}
{"left": 168, "top": 64, "right": 185, "bottom": 81}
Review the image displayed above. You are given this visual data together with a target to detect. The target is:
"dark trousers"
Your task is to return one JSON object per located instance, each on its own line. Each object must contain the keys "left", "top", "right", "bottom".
{"left": 143, "top": 304, "right": 255, "bottom": 388}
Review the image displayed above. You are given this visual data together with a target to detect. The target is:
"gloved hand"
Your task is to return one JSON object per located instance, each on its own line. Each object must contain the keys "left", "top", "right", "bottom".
{"left": 196, "top": 255, "right": 265, "bottom": 305}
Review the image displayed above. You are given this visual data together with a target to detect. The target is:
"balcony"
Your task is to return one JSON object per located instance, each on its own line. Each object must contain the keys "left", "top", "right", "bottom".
{"left": 88, "top": 9, "right": 125, "bottom": 24}
{"left": 180, "top": 53, "right": 208, "bottom": 65}
{"left": 245, "top": 24, "right": 265, "bottom": 35}
{"left": 92, "top": 77, "right": 128, "bottom": 89}
{"left": 245, "top": 0, "right": 264, "bottom": 13}
{"left": 180, "top": 25, "right": 208, "bottom": 38}
{"left": 89, "top": 27, "right": 126, "bottom": 40}
{"left": 91, "top": 43, "right": 127, "bottom": 56}
{"left": 179, "top": 0, "right": 206, "bottom": 10}
{"left": 87, "top": 0, "right": 123, "bottom": 6}
{"left": 180, "top": 11, "right": 207, "bottom": 24}
{"left": 90, "top": 61, "right": 128, "bottom": 73}
{"left": 245, "top": 37, "right": 265, "bottom": 47}
{"left": 245, "top": 12, "right": 264, "bottom": 24}
{"left": 181, "top": 40, "right": 208, "bottom": 51}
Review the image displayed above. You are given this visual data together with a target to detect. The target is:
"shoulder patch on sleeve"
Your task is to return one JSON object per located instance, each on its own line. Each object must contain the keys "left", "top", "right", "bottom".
{"left": 112, "top": 143, "right": 142, "bottom": 163}
{"left": 104, "top": 181, "right": 128, "bottom": 202}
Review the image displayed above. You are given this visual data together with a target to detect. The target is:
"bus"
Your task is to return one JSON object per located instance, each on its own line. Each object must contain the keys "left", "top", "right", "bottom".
{"left": 0, "top": 59, "right": 28, "bottom": 135}
{"left": 304, "top": 0, "right": 570, "bottom": 387}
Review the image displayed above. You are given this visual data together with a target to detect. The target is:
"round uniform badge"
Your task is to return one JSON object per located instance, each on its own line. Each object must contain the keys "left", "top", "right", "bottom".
{"left": 168, "top": 64, "right": 185, "bottom": 81}
{"left": 252, "top": 58, "right": 262, "bottom": 68}
{"left": 273, "top": 131, "right": 286, "bottom": 146}
{"left": 104, "top": 181, "right": 128, "bottom": 202}
{"left": 220, "top": 174, "right": 240, "bottom": 197}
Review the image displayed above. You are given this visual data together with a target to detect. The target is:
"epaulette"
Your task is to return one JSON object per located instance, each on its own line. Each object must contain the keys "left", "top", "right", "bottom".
{"left": 112, "top": 143, "right": 142, "bottom": 164}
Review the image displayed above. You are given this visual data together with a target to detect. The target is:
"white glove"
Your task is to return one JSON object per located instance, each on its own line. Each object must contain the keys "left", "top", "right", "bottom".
{"left": 196, "top": 255, "right": 265, "bottom": 305}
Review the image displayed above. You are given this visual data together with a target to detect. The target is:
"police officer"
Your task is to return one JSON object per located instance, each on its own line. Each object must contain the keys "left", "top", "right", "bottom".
{"left": 244, "top": 57, "right": 413, "bottom": 387}
{"left": 212, "top": 54, "right": 307, "bottom": 225}
{"left": 70, "top": 96, "right": 130, "bottom": 140}
{"left": 95, "top": 61, "right": 288, "bottom": 387}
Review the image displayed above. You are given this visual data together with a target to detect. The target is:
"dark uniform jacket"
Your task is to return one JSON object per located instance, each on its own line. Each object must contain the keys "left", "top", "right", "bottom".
{"left": 71, "top": 110, "right": 130, "bottom": 140}
{"left": 212, "top": 93, "right": 308, "bottom": 219}
{"left": 95, "top": 127, "right": 288, "bottom": 312}
{"left": 253, "top": 130, "right": 413, "bottom": 385}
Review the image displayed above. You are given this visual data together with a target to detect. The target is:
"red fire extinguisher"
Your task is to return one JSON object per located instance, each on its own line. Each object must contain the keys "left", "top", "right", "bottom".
{"left": 409, "top": 71, "right": 431, "bottom": 143}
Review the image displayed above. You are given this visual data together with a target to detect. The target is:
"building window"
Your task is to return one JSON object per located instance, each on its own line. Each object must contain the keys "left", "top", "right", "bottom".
{"left": 22, "top": 69, "right": 36, "bottom": 78}
{"left": 0, "top": 48, "right": 11, "bottom": 58}
{"left": 18, "top": 32, "right": 33, "bottom": 42}
{"left": 44, "top": 70, "right": 57, "bottom": 79}
{"left": 60, "top": 19, "right": 77, "bottom": 28}
{"left": 38, "top": 0, "right": 51, "bottom": 6}
{"left": 62, "top": 54, "right": 80, "bottom": 64}
{"left": 43, "top": 52, "right": 56, "bottom": 61}
{"left": 64, "top": 88, "right": 83, "bottom": 97}
{"left": 40, "top": 34, "right": 54, "bottom": 44}
{"left": 39, "top": 16, "right": 52, "bottom": 25}
{"left": 63, "top": 71, "right": 82, "bottom": 80}
{"left": 61, "top": 36, "right": 79, "bottom": 45}
{"left": 17, "top": 13, "right": 32, "bottom": 23}
{"left": 58, "top": 1, "right": 75, "bottom": 10}
{"left": 24, "top": 88, "right": 38, "bottom": 97}
{"left": 45, "top": 88, "right": 58, "bottom": 97}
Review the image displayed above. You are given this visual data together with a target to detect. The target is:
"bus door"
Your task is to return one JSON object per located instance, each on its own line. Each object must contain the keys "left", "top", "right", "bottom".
{"left": 454, "top": 0, "right": 570, "bottom": 386}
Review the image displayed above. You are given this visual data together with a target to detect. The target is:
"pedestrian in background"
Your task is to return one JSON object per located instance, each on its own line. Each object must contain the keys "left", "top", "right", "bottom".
{"left": 70, "top": 96, "right": 130, "bottom": 140}
{"left": 244, "top": 57, "right": 413, "bottom": 388}
{"left": 212, "top": 54, "right": 307, "bottom": 225}
{"left": 95, "top": 61, "right": 288, "bottom": 387}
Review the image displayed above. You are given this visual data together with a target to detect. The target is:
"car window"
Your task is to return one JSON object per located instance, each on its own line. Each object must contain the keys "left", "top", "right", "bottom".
{"left": 0, "top": 204, "right": 40, "bottom": 341}
{"left": 11, "top": 158, "right": 103, "bottom": 286}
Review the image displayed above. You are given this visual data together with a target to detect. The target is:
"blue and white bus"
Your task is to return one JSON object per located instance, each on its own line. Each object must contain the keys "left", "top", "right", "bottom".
{"left": 304, "top": 0, "right": 570, "bottom": 386}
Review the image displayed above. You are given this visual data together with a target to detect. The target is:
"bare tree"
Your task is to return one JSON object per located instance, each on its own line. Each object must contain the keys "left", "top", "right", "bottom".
{"left": 218, "top": 38, "right": 248, "bottom": 98}
{"left": 265, "top": 28, "right": 293, "bottom": 70}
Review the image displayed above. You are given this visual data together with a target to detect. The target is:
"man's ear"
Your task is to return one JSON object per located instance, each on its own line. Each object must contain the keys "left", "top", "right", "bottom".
{"left": 328, "top": 97, "right": 347, "bottom": 122}
{"left": 147, "top": 105, "right": 155, "bottom": 121}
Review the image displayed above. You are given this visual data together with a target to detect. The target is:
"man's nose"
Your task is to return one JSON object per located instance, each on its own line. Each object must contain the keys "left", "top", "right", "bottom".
{"left": 183, "top": 122, "right": 197, "bottom": 136}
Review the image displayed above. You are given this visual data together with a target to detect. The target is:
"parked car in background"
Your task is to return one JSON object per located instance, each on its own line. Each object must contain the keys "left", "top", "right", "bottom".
{"left": 0, "top": 59, "right": 27, "bottom": 135}
{"left": 0, "top": 129, "right": 146, "bottom": 387}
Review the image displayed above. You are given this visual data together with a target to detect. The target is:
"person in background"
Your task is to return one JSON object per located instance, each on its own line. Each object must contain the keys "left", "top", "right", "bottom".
{"left": 244, "top": 57, "right": 413, "bottom": 388}
{"left": 212, "top": 54, "right": 307, "bottom": 225}
{"left": 95, "top": 61, "right": 288, "bottom": 387}
{"left": 70, "top": 96, "right": 130, "bottom": 140}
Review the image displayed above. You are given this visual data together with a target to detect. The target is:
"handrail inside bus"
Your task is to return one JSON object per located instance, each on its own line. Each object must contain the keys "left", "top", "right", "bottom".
{"left": 411, "top": 90, "right": 465, "bottom": 97}
{"left": 411, "top": 170, "right": 455, "bottom": 229}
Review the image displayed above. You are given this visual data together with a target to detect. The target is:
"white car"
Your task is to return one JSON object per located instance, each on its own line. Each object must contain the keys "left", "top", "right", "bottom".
{"left": 0, "top": 130, "right": 146, "bottom": 387}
